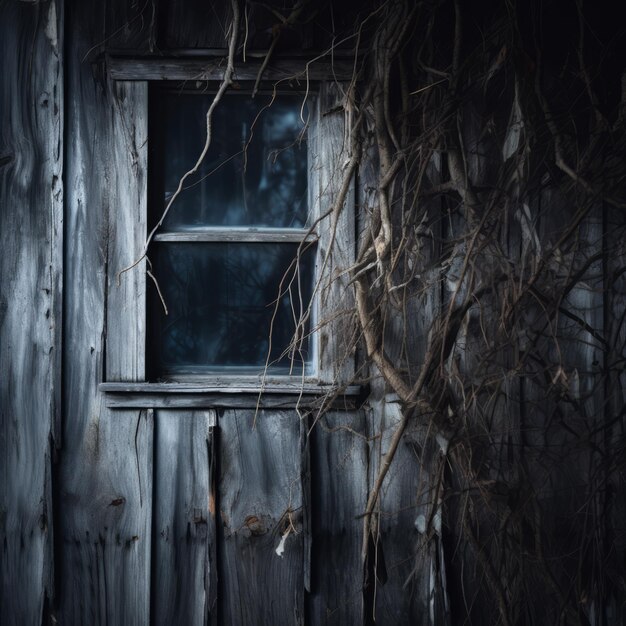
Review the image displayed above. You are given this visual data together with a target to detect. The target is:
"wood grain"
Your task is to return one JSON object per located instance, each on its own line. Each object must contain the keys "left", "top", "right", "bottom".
{"left": 153, "top": 410, "right": 217, "bottom": 625}
{"left": 108, "top": 56, "right": 357, "bottom": 82}
{"left": 218, "top": 409, "right": 305, "bottom": 625}
{"left": 0, "top": 1, "right": 63, "bottom": 623}
{"left": 311, "top": 82, "right": 357, "bottom": 384}
{"left": 105, "top": 80, "right": 147, "bottom": 382}
{"left": 105, "top": 0, "right": 157, "bottom": 52}
{"left": 309, "top": 411, "right": 367, "bottom": 625}
{"left": 58, "top": 3, "right": 153, "bottom": 623}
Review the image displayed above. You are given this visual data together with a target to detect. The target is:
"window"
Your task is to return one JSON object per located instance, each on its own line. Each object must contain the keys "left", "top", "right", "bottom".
{"left": 101, "top": 74, "right": 356, "bottom": 397}
{"left": 147, "top": 88, "right": 317, "bottom": 379}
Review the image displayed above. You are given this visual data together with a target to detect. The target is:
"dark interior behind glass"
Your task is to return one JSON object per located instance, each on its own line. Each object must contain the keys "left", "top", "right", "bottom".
{"left": 147, "top": 88, "right": 314, "bottom": 378}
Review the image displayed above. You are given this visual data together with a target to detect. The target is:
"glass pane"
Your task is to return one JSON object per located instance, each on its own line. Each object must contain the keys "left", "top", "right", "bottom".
{"left": 157, "top": 93, "right": 308, "bottom": 229}
{"left": 150, "top": 243, "right": 314, "bottom": 373}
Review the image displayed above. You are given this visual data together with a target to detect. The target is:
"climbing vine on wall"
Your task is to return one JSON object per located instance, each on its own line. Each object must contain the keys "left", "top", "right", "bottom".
{"left": 128, "top": 0, "right": 626, "bottom": 622}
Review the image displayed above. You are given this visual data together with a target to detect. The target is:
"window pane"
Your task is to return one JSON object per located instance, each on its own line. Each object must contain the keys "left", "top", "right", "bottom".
{"left": 150, "top": 243, "right": 314, "bottom": 374}
{"left": 157, "top": 93, "right": 308, "bottom": 228}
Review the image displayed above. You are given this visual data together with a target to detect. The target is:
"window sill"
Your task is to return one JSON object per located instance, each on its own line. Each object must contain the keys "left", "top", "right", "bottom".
{"left": 99, "top": 381, "right": 365, "bottom": 410}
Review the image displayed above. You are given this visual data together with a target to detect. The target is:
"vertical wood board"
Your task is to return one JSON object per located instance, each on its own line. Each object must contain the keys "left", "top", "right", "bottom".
{"left": 153, "top": 410, "right": 217, "bottom": 626}
{"left": 218, "top": 409, "right": 304, "bottom": 625}
{"left": 59, "top": 4, "right": 153, "bottom": 623}
{"left": 311, "top": 82, "right": 356, "bottom": 384}
{"left": 105, "top": 80, "right": 147, "bottom": 382}
{"left": 0, "top": 1, "right": 63, "bottom": 623}
{"left": 309, "top": 410, "right": 367, "bottom": 625}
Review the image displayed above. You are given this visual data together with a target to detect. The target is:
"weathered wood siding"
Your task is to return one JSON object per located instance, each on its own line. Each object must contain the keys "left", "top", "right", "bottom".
{"left": 59, "top": 2, "right": 152, "bottom": 623}
{"left": 0, "top": 2, "right": 63, "bottom": 624}
{"left": 1, "top": 2, "right": 624, "bottom": 625}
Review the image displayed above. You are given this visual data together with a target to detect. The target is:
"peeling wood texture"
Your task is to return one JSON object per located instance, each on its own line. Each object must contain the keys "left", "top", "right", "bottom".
{"left": 58, "top": 1, "right": 152, "bottom": 623}
{"left": 153, "top": 410, "right": 217, "bottom": 625}
{"left": 0, "top": 1, "right": 63, "bottom": 623}
{"left": 218, "top": 409, "right": 305, "bottom": 625}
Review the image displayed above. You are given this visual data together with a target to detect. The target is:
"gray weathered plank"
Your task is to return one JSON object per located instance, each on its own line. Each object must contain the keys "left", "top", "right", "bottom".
{"left": 355, "top": 126, "right": 442, "bottom": 625}
{"left": 104, "top": 393, "right": 360, "bottom": 410}
{"left": 367, "top": 393, "right": 424, "bottom": 625}
{"left": 108, "top": 56, "right": 357, "bottom": 82}
{"left": 100, "top": 381, "right": 363, "bottom": 394}
{"left": 153, "top": 410, "right": 217, "bottom": 626}
{"left": 309, "top": 411, "right": 367, "bottom": 625}
{"left": 106, "top": 0, "right": 158, "bottom": 52}
{"left": 0, "top": 1, "right": 63, "bottom": 623}
{"left": 58, "top": 2, "right": 153, "bottom": 623}
{"left": 105, "top": 80, "right": 147, "bottom": 382}
{"left": 218, "top": 409, "right": 304, "bottom": 625}
{"left": 311, "top": 82, "right": 357, "bottom": 384}
{"left": 100, "top": 381, "right": 362, "bottom": 410}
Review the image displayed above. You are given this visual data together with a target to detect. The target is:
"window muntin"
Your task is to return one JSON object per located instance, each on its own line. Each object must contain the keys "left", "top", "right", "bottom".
{"left": 148, "top": 89, "right": 315, "bottom": 378}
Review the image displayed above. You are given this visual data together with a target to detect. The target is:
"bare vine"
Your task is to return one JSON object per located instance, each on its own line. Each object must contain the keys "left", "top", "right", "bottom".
{"left": 128, "top": 0, "right": 626, "bottom": 622}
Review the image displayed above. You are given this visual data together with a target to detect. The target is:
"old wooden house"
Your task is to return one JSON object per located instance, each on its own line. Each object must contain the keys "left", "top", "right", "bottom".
{"left": 2, "top": 0, "right": 625, "bottom": 624}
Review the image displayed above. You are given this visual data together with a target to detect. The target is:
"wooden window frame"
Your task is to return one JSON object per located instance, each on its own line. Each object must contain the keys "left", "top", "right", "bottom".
{"left": 100, "top": 58, "right": 359, "bottom": 407}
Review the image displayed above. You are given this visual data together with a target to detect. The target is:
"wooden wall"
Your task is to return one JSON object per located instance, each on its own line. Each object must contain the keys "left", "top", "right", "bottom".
{"left": 1, "top": 1, "right": 624, "bottom": 625}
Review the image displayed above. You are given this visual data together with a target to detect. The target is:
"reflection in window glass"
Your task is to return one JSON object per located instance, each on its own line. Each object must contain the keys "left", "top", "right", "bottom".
{"left": 158, "top": 94, "right": 308, "bottom": 229}
{"left": 150, "top": 243, "right": 314, "bottom": 374}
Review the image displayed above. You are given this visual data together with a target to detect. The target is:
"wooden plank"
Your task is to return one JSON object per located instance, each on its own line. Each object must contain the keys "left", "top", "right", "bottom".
{"left": 158, "top": 0, "right": 315, "bottom": 51}
{"left": 153, "top": 410, "right": 217, "bottom": 626}
{"left": 309, "top": 411, "right": 367, "bottom": 625}
{"left": 367, "top": 394, "right": 425, "bottom": 625}
{"left": 218, "top": 409, "right": 304, "bottom": 625}
{"left": 355, "top": 129, "right": 443, "bottom": 625}
{"left": 108, "top": 56, "right": 357, "bottom": 82}
{"left": 160, "top": 0, "right": 233, "bottom": 49}
{"left": 100, "top": 381, "right": 363, "bottom": 394}
{"left": 311, "top": 82, "right": 357, "bottom": 384}
{"left": 100, "top": 382, "right": 363, "bottom": 409}
{"left": 105, "top": 80, "right": 147, "bottom": 382}
{"left": 58, "top": 2, "right": 153, "bottom": 623}
{"left": 604, "top": 203, "right": 626, "bottom": 623}
{"left": 105, "top": 393, "right": 360, "bottom": 411}
{"left": 0, "top": 1, "right": 63, "bottom": 623}
{"left": 106, "top": 0, "right": 157, "bottom": 52}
